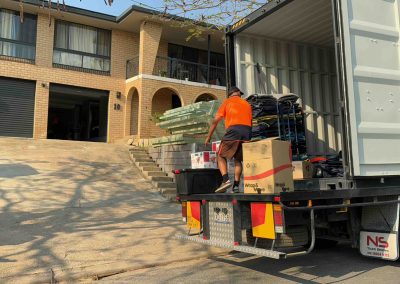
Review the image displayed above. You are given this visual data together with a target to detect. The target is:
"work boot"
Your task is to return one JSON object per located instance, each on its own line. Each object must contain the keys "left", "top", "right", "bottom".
{"left": 232, "top": 181, "right": 240, "bottom": 193}
{"left": 215, "top": 180, "right": 232, "bottom": 193}
{"left": 232, "top": 185, "right": 240, "bottom": 193}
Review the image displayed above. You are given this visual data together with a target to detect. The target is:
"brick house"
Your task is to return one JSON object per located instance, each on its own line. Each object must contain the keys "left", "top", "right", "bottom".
{"left": 0, "top": 0, "right": 226, "bottom": 142}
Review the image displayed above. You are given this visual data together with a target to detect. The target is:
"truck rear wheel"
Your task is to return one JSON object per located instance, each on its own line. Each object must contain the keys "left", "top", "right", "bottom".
{"left": 246, "top": 226, "right": 309, "bottom": 248}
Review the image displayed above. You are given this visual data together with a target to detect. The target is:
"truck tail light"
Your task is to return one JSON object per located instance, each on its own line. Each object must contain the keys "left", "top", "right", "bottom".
{"left": 182, "top": 201, "right": 187, "bottom": 222}
{"left": 273, "top": 204, "right": 284, "bottom": 233}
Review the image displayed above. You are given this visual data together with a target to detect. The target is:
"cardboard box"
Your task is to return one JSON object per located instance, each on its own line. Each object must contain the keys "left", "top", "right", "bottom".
{"left": 243, "top": 138, "right": 294, "bottom": 194}
{"left": 212, "top": 141, "right": 221, "bottom": 152}
{"left": 191, "top": 151, "right": 218, "bottom": 169}
{"left": 292, "top": 161, "right": 314, "bottom": 180}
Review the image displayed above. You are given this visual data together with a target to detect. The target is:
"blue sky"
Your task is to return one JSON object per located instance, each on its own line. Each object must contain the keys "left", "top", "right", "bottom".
{"left": 63, "top": 0, "right": 262, "bottom": 24}
{"left": 64, "top": 0, "right": 166, "bottom": 16}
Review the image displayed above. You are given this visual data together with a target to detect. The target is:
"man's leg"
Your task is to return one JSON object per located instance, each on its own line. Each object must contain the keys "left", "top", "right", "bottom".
{"left": 218, "top": 155, "right": 228, "bottom": 178}
{"left": 215, "top": 142, "right": 233, "bottom": 193}
{"left": 232, "top": 143, "right": 244, "bottom": 193}
{"left": 234, "top": 159, "right": 242, "bottom": 183}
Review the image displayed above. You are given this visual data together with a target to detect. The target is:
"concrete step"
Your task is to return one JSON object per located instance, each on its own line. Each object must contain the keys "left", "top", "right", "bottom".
{"left": 154, "top": 181, "right": 176, "bottom": 189}
{"left": 137, "top": 162, "right": 156, "bottom": 168}
{"left": 144, "top": 171, "right": 167, "bottom": 177}
{"left": 133, "top": 157, "right": 154, "bottom": 163}
{"left": 129, "top": 148, "right": 147, "bottom": 154}
{"left": 150, "top": 176, "right": 174, "bottom": 182}
{"left": 130, "top": 153, "right": 149, "bottom": 158}
{"left": 160, "top": 188, "right": 177, "bottom": 202}
{"left": 142, "top": 166, "right": 162, "bottom": 172}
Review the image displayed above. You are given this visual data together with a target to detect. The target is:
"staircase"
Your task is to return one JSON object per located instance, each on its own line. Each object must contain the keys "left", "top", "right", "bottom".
{"left": 129, "top": 148, "right": 177, "bottom": 201}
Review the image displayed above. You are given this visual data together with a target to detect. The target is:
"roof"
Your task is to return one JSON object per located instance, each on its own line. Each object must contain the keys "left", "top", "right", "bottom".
{"left": 15, "top": 0, "right": 213, "bottom": 27}
{"left": 6, "top": 0, "right": 225, "bottom": 53}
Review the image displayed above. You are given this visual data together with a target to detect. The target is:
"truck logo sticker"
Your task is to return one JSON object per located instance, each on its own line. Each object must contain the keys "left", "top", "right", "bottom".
{"left": 360, "top": 231, "right": 398, "bottom": 260}
{"left": 367, "top": 236, "right": 389, "bottom": 248}
{"left": 213, "top": 207, "right": 231, "bottom": 224}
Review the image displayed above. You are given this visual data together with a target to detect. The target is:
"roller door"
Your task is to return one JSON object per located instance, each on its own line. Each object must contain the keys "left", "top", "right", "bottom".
{"left": 0, "top": 77, "right": 36, "bottom": 138}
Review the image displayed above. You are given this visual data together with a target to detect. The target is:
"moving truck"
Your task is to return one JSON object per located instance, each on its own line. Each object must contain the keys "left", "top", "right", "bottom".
{"left": 176, "top": 0, "right": 400, "bottom": 260}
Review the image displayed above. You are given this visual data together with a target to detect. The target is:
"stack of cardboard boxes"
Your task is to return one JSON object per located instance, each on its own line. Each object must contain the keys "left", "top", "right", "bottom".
{"left": 242, "top": 139, "right": 314, "bottom": 194}
{"left": 190, "top": 151, "right": 217, "bottom": 169}
{"left": 190, "top": 139, "right": 314, "bottom": 194}
{"left": 190, "top": 141, "right": 234, "bottom": 171}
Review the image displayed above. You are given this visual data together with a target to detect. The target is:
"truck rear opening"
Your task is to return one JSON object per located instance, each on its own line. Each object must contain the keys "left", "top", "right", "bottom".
{"left": 176, "top": 0, "right": 400, "bottom": 261}
{"left": 227, "top": 0, "right": 400, "bottom": 179}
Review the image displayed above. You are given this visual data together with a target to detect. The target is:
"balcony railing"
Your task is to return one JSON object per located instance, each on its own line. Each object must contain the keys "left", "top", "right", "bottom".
{"left": 126, "top": 56, "right": 226, "bottom": 87}
{"left": 126, "top": 56, "right": 139, "bottom": 79}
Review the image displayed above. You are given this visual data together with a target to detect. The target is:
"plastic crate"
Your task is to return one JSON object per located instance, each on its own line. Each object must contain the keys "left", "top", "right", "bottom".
{"left": 174, "top": 169, "right": 222, "bottom": 195}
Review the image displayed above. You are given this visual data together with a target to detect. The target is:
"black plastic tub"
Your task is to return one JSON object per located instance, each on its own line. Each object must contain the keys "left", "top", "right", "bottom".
{"left": 173, "top": 169, "right": 222, "bottom": 195}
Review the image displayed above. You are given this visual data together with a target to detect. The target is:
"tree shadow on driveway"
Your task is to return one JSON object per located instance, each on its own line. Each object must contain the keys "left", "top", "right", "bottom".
{"left": 0, "top": 154, "right": 217, "bottom": 283}
{"left": 0, "top": 164, "right": 39, "bottom": 178}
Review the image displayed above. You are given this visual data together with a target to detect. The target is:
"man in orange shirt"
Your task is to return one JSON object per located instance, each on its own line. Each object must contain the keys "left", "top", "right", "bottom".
{"left": 205, "top": 86, "right": 252, "bottom": 193}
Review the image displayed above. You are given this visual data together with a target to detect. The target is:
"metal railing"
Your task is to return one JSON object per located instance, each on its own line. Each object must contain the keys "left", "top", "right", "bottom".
{"left": 126, "top": 56, "right": 226, "bottom": 87}
{"left": 126, "top": 56, "right": 139, "bottom": 79}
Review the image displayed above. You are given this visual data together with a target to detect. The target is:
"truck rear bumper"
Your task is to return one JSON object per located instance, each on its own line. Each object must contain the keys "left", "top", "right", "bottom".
{"left": 175, "top": 234, "right": 286, "bottom": 259}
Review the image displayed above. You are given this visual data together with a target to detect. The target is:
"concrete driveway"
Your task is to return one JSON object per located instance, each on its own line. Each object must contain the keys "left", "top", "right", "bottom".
{"left": 0, "top": 138, "right": 221, "bottom": 283}
{"left": 97, "top": 245, "right": 400, "bottom": 283}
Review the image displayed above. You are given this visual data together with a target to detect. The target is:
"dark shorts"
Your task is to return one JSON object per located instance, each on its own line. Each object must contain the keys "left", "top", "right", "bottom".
{"left": 218, "top": 125, "right": 252, "bottom": 162}
{"left": 218, "top": 140, "right": 244, "bottom": 161}
{"left": 223, "top": 125, "right": 252, "bottom": 141}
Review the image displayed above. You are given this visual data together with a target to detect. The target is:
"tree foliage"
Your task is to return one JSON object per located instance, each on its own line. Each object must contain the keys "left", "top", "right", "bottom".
{"left": 162, "top": 0, "right": 264, "bottom": 28}
{"left": 151, "top": 0, "right": 264, "bottom": 40}
{"left": 18, "top": 0, "right": 264, "bottom": 37}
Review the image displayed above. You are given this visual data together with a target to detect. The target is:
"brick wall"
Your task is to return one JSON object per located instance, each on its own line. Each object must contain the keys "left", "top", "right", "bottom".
{"left": 33, "top": 82, "right": 50, "bottom": 139}
{"left": 111, "top": 29, "right": 139, "bottom": 78}
{"left": 157, "top": 40, "right": 169, "bottom": 58}
{"left": 0, "top": 10, "right": 226, "bottom": 143}
{"left": 139, "top": 21, "right": 163, "bottom": 74}
{"left": 0, "top": 13, "right": 139, "bottom": 142}
{"left": 126, "top": 77, "right": 226, "bottom": 139}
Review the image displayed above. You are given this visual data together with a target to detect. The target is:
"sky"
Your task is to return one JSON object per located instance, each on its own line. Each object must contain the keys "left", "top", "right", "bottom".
{"left": 64, "top": 0, "right": 169, "bottom": 16}
{"left": 61, "top": 0, "right": 264, "bottom": 25}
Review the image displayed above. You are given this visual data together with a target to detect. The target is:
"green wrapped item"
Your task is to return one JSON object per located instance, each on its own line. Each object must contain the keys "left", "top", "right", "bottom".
{"left": 153, "top": 100, "right": 226, "bottom": 145}
{"left": 150, "top": 134, "right": 204, "bottom": 147}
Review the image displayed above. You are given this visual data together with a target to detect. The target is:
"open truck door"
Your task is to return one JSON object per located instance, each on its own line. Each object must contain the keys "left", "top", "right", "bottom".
{"left": 335, "top": 0, "right": 400, "bottom": 260}
{"left": 335, "top": 0, "right": 400, "bottom": 177}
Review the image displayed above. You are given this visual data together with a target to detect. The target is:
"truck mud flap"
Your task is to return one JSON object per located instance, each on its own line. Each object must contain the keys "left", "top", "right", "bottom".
{"left": 360, "top": 197, "right": 400, "bottom": 261}
{"left": 175, "top": 234, "right": 286, "bottom": 259}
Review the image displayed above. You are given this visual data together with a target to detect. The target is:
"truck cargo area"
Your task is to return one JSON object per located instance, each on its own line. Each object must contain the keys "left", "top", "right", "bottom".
{"left": 231, "top": 0, "right": 400, "bottom": 178}
{"left": 176, "top": 0, "right": 400, "bottom": 262}
{"left": 234, "top": 0, "right": 342, "bottom": 161}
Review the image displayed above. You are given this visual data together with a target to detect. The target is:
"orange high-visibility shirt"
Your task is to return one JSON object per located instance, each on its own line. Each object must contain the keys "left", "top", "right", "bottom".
{"left": 216, "top": 96, "right": 252, "bottom": 129}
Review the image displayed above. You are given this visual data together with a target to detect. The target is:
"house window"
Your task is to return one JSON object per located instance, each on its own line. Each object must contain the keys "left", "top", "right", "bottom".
{"left": 0, "top": 9, "right": 37, "bottom": 61}
{"left": 168, "top": 43, "right": 225, "bottom": 67}
{"left": 53, "top": 21, "right": 111, "bottom": 73}
{"left": 167, "top": 43, "right": 226, "bottom": 86}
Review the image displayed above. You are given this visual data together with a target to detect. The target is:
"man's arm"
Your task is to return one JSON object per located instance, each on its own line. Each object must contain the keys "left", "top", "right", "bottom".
{"left": 205, "top": 117, "right": 223, "bottom": 145}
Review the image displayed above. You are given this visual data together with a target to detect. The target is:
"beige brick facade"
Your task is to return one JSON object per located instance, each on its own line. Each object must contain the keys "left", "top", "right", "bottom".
{"left": 126, "top": 77, "right": 225, "bottom": 138}
{"left": 0, "top": 8, "right": 226, "bottom": 143}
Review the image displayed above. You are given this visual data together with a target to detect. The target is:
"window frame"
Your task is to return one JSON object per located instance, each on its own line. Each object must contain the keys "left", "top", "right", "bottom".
{"left": 0, "top": 8, "right": 37, "bottom": 61}
{"left": 53, "top": 20, "right": 112, "bottom": 74}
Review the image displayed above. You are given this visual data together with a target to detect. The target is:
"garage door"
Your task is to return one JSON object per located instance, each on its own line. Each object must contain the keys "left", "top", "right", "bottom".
{"left": 0, "top": 77, "right": 36, "bottom": 138}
